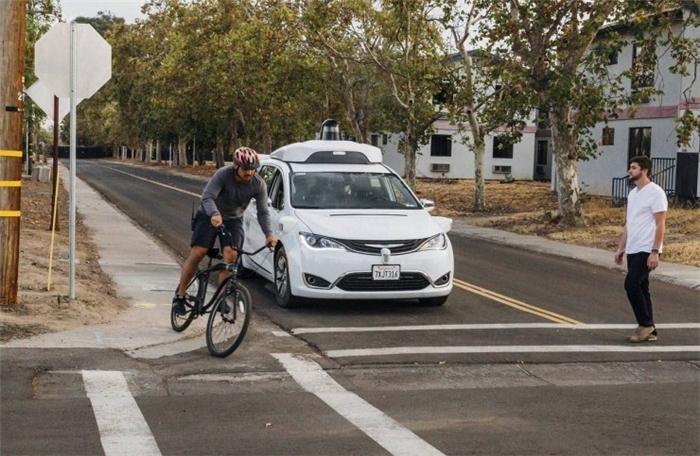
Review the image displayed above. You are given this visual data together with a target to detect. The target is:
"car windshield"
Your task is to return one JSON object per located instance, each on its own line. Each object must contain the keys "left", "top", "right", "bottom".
{"left": 291, "top": 172, "right": 421, "bottom": 210}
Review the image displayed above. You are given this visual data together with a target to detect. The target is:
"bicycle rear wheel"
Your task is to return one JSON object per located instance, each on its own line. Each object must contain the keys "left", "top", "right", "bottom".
{"left": 206, "top": 282, "right": 252, "bottom": 357}
{"left": 170, "top": 277, "right": 200, "bottom": 332}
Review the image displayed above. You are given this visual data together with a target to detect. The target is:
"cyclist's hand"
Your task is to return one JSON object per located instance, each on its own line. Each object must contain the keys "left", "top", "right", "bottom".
{"left": 211, "top": 214, "right": 223, "bottom": 228}
{"left": 265, "top": 234, "right": 278, "bottom": 249}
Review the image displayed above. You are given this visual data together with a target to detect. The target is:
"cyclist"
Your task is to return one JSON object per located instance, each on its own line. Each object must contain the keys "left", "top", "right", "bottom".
{"left": 172, "top": 147, "right": 277, "bottom": 315}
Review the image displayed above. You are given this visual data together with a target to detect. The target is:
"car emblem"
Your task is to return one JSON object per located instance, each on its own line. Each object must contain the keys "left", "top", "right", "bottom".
{"left": 381, "top": 248, "right": 391, "bottom": 264}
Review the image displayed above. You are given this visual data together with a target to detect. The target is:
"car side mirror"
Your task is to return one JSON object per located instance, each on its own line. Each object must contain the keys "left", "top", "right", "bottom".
{"left": 420, "top": 198, "right": 435, "bottom": 213}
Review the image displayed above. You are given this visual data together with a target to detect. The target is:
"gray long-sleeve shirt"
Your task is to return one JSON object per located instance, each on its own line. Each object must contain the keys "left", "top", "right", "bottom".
{"left": 199, "top": 166, "right": 272, "bottom": 236}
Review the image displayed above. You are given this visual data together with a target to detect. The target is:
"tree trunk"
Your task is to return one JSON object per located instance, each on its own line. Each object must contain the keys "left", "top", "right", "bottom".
{"left": 155, "top": 139, "right": 161, "bottom": 164}
{"left": 403, "top": 120, "right": 417, "bottom": 188}
{"left": 550, "top": 107, "right": 584, "bottom": 226}
{"left": 473, "top": 138, "right": 486, "bottom": 211}
{"left": 262, "top": 118, "right": 272, "bottom": 153}
{"left": 177, "top": 136, "right": 188, "bottom": 166}
{"left": 112, "top": 145, "right": 118, "bottom": 158}
{"left": 215, "top": 135, "right": 225, "bottom": 168}
{"left": 146, "top": 140, "right": 153, "bottom": 164}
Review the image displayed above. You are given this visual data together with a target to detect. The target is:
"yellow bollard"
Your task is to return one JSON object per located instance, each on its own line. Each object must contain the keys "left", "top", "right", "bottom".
{"left": 47, "top": 165, "right": 60, "bottom": 291}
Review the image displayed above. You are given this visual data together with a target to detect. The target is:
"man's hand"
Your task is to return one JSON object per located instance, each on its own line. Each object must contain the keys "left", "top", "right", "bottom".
{"left": 647, "top": 253, "right": 660, "bottom": 271}
{"left": 614, "top": 249, "right": 625, "bottom": 265}
{"left": 265, "top": 234, "right": 278, "bottom": 249}
{"left": 210, "top": 214, "right": 223, "bottom": 228}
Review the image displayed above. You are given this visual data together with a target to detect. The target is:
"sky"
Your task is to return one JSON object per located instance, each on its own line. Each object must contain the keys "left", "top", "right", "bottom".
{"left": 59, "top": 0, "right": 146, "bottom": 23}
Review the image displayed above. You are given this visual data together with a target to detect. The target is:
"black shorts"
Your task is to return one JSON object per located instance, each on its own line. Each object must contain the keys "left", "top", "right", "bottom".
{"left": 190, "top": 211, "right": 244, "bottom": 250}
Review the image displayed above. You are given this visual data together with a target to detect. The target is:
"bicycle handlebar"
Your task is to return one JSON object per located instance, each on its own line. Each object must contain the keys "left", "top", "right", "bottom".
{"left": 216, "top": 225, "right": 273, "bottom": 257}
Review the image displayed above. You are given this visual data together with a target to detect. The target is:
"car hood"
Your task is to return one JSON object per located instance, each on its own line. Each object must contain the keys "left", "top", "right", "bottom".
{"left": 294, "top": 209, "right": 450, "bottom": 240}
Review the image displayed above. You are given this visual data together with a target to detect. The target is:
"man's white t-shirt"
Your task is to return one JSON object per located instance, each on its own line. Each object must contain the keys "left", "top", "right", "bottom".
{"left": 625, "top": 182, "right": 668, "bottom": 254}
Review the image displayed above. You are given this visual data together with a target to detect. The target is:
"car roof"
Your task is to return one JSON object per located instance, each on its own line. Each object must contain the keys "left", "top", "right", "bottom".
{"left": 261, "top": 159, "right": 392, "bottom": 175}
{"left": 270, "top": 140, "right": 383, "bottom": 164}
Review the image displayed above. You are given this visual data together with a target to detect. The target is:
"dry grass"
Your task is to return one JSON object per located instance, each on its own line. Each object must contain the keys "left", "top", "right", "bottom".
{"left": 416, "top": 178, "right": 700, "bottom": 267}
{"left": 0, "top": 177, "right": 127, "bottom": 341}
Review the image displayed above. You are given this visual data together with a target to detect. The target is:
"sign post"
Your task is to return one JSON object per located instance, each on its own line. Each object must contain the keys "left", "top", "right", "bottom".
{"left": 34, "top": 22, "right": 111, "bottom": 300}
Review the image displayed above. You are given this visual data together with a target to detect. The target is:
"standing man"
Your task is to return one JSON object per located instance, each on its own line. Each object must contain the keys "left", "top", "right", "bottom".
{"left": 614, "top": 155, "right": 668, "bottom": 342}
{"left": 172, "top": 147, "right": 277, "bottom": 315}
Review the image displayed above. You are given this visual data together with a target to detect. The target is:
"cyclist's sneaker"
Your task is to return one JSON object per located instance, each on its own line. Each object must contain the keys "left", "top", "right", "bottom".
{"left": 219, "top": 299, "right": 232, "bottom": 315}
{"left": 172, "top": 295, "right": 187, "bottom": 316}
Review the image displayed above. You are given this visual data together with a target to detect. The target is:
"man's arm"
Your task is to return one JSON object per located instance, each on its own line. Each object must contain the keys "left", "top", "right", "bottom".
{"left": 201, "top": 169, "right": 225, "bottom": 226}
{"left": 647, "top": 211, "right": 666, "bottom": 270}
{"left": 614, "top": 225, "right": 627, "bottom": 265}
{"left": 254, "top": 179, "right": 273, "bottom": 237}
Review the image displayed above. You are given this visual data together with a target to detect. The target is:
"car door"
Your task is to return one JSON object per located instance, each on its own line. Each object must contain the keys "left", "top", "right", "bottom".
{"left": 259, "top": 169, "right": 286, "bottom": 274}
{"left": 244, "top": 164, "right": 279, "bottom": 278}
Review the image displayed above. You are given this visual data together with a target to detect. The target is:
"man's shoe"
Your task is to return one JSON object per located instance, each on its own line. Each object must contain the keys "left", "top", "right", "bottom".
{"left": 172, "top": 295, "right": 187, "bottom": 316}
{"left": 628, "top": 325, "right": 657, "bottom": 343}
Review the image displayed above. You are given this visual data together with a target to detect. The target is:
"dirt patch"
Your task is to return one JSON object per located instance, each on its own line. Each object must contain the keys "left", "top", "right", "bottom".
{"left": 0, "top": 176, "right": 127, "bottom": 342}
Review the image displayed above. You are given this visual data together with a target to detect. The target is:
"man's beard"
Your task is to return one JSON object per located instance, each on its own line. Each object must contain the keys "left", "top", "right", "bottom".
{"left": 629, "top": 173, "right": 641, "bottom": 182}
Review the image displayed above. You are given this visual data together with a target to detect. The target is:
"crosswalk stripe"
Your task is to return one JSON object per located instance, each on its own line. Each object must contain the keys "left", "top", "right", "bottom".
{"left": 274, "top": 353, "right": 445, "bottom": 456}
{"left": 82, "top": 370, "right": 162, "bottom": 456}
{"left": 324, "top": 345, "right": 700, "bottom": 358}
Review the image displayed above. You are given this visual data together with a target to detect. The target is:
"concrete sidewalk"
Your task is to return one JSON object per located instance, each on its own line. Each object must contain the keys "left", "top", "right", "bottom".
{"left": 451, "top": 219, "right": 700, "bottom": 290}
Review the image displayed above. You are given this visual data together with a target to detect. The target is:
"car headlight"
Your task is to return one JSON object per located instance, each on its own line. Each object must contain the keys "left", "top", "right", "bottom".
{"left": 299, "top": 232, "right": 346, "bottom": 250}
{"left": 419, "top": 233, "right": 447, "bottom": 251}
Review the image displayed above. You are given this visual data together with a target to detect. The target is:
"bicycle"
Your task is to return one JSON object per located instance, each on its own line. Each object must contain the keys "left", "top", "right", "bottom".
{"left": 170, "top": 226, "right": 271, "bottom": 357}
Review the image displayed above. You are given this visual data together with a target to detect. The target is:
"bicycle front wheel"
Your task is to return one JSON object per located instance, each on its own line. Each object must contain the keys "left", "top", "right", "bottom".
{"left": 206, "top": 282, "right": 252, "bottom": 357}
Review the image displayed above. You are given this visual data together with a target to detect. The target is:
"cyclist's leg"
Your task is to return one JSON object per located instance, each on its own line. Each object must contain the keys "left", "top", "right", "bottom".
{"left": 177, "top": 246, "right": 208, "bottom": 295}
{"left": 218, "top": 218, "right": 244, "bottom": 284}
{"left": 178, "top": 211, "right": 217, "bottom": 295}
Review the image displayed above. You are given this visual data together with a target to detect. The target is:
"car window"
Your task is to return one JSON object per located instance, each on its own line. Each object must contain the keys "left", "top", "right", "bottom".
{"left": 269, "top": 171, "right": 284, "bottom": 210}
{"left": 258, "top": 165, "right": 279, "bottom": 188}
{"left": 290, "top": 172, "right": 420, "bottom": 210}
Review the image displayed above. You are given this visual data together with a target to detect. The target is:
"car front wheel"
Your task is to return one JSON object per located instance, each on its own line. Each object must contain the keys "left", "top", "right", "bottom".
{"left": 274, "top": 246, "right": 299, "bottom": 308}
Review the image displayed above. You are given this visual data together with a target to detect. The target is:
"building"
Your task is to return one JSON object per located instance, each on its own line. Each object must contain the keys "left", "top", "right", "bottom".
{"left": 381, "top": 5, "right": 699, "bottom": 201}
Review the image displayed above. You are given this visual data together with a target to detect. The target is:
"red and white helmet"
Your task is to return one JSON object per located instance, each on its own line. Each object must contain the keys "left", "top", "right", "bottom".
{"left": 232, "top": 146, "right": 260, "bottom": 170}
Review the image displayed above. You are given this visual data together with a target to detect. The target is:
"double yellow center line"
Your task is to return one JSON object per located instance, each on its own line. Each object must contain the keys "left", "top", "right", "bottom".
{"left": 453, "top": 278, "right": 582, "bottom": 324}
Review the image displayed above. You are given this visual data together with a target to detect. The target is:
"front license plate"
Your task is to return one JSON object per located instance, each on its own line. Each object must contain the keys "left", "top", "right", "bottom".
{"left": 372, "top": 265, "right": 401, "bottom": 281}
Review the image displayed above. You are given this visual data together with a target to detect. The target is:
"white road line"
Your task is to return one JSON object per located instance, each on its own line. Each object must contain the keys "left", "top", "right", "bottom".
{"left": 324, "top": 345, "right": 700, "bottom": 358}
{"left": 102, "top": 165, "right": 201, "bottom": 198}
{"left": 271, "top": 330, "right": 293, "bottom": 337}
{"left": 273, "top": 353, "right": 445, "bottom": 456}
{"left": 82, "top": 370, "right": 162, "bottom": 456}
{"left": 290, "top": 323, "right": 700, "bottom": 335}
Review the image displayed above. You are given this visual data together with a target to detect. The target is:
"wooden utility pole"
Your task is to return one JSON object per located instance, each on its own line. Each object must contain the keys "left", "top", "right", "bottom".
{"left": 0, "top": 0, "right": 27, "bottom": 307}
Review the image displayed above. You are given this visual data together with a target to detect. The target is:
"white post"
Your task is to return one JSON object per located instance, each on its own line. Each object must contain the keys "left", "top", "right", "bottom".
{"left": 192, "top": 134, "right": 196, "bottom": 167}
{"left": 69, "top": 21, "right": 77, "bottom": 300}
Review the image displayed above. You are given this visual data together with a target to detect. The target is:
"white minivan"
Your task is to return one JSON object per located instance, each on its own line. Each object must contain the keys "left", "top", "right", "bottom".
{"left": 242, "top": 138, "right": 454, "bottom": 308}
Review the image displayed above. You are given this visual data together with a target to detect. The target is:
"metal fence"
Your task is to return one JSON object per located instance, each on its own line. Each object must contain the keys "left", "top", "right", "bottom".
{"left": 611, "top": 157, "right": 676, "bottom": 207}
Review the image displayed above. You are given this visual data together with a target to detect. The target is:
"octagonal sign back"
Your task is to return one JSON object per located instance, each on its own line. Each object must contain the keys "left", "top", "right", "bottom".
{"left": 35, "top": 23, "right": 112, "bottom": 99}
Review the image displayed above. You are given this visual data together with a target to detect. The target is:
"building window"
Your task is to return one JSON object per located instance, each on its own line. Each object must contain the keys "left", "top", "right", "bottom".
{"left": 430, "top": 134, "right": 452, "bottom": 157}
{"left": 628, "top": 127, "right": 651, "bottom": 160}
{"left": 631, "top": 43, "right": 655, "bottom": 92}
{"left": 602, "top": 127, "right": 615, "bottom": 146}
{"left": 493, "top": 136, "right": 514, "bottom": 159}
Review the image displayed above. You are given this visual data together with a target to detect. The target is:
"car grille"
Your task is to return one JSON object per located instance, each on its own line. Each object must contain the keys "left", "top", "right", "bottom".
{"left": 337, "top": 238, "right": 427, "bottom": 255}
{"left": 336, "top": 272, "right": 430, "bottom": 292}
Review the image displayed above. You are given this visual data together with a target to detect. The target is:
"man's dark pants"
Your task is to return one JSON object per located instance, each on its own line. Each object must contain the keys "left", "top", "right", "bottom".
{"left": 625, "top": 252, "right": 654, "bottom": 327}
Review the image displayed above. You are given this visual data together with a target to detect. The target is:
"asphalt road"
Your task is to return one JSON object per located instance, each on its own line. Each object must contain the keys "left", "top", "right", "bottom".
{"left": 2, "top": 159, "right": 698, "bottom": 456}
